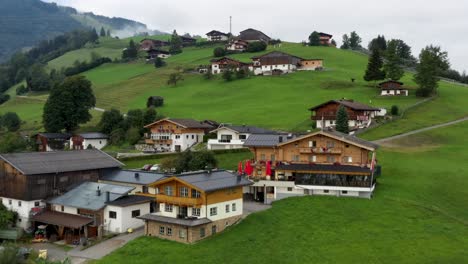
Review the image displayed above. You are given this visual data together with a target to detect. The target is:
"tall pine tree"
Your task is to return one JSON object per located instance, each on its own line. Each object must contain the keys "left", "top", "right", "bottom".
{"left": 100, "top": 27, "right": 106, "bottom": 37}
{"left": 384, "top": 40, "right": 404, "bottom": 80}
{"left": 169, "top": 30, "right": 183, "bottom": 54}
{"left": 364, "top": 49, "right": 386, "bottom": 85}
{"left": 335, "top": 105, "right": 349, "bottom": 134}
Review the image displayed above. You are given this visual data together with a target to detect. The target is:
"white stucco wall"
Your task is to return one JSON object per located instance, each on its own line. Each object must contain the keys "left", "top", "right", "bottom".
{"left": 205, "top": 198, "right": 243, "bottom": 222}
{"left": 171, "top": 133, "right": 204, "bottom": 152}
{"left": 1, "top": 197, "right": 45, "bottom": 229}
{"left": 104, "top": 203, "right": 150, "bottom": 233}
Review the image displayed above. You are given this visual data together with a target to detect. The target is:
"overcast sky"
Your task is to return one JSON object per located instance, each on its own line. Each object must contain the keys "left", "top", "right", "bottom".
{"left": 46, "top": 0, "right": 467, "bottom": 72}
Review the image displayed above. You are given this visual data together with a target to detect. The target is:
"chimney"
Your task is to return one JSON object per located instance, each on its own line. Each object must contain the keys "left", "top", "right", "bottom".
{"left": 135, "top": 172, "right": 140, "bottom": 179}
{"left": 237, "top": 174, "right": 241, "bottom": 182}
{"left": 106, "top": 191, "right": 110, "bottom": 202}
{"left": 278, "top": 136, "right": 283, "bottom": 143}
{"left": 96, "top": 186, "right": 101, "bottom": 196}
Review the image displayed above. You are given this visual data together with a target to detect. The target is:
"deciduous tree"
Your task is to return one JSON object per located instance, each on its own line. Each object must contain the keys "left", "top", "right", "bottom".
{"left": 414, "top": 45, "right": 449, "bottom": 97}
{"left": 99, "top": 108, "right": 124, "bottom": 134}
{"left": 308, "top": 31, "right": 321, "bottom": 46}
{"left": 384, "top": 40, "right": 405, "bottom": 80}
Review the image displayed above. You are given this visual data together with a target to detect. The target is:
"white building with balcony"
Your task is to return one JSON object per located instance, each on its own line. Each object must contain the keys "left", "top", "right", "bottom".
{"left": 207, "top": 125, "right": 277, "bottom": 150}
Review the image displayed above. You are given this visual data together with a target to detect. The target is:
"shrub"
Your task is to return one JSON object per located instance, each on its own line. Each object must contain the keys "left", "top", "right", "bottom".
{"left": 222, "top": 69, "right": 233, "bottom": 82}
{"left": 1, "top": 112, "right": 21, "bottom": 132}
{"left": 63, "top": 57, "right": 112, "bottom": 76}
{"left": 213, "top": 47, "right": 226, "bottom": 57}
{"left": 126, "top": 127, "right": 142, "bottom": 145}
{"left": 154, "top": 57, "right": 166, "bottom": 68}
{"left": 236, "top": 69, "right": 247, "bottom": 79}
{"left": 16, "top": 84, "right": 28, "bottom": 95}
{"left": 110, "top": 128, "right": 125, "bottom": 145}
{"left": 246, "top": 41, "right": 267, "bottom": 52}
{"left": 0, "top": 94, "right": 10, "bottom": 105}
{"left": 147, "top": 96, "right": 164, "bottom": 108}
{"left": 391, "top": 105, "right": 399, "bottom": 116}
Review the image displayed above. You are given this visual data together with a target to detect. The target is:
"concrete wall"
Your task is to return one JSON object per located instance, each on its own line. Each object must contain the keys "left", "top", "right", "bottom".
{"left": 104, "top": 203, "right": 150, "bottom": 233}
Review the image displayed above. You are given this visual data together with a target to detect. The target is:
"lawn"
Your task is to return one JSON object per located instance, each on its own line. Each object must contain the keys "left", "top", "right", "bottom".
{"left": 95, "top": 122, "right": 468, "bottom": 264}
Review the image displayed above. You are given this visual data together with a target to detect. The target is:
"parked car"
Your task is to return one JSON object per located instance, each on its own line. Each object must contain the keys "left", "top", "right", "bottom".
{"left": 142, "top": 164, "right": 152, "bottom": 171}
{"left": 150, "top": 164, "right": 161, "bottom": 172}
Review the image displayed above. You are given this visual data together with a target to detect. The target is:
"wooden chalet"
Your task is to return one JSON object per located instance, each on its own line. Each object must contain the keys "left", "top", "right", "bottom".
{"left": 35, "top": 133, "right": 71, "bottom": 152}
{"left": 238, "top": 28, "right": 271, "bottom": 43}
{"left": 0, "top": 150, "right": 123, "bottom": 229}
{"left": 206, "top": 30, "right": 229, "bottom": 41}
{"left": 210, "top": 57, "right": 251, "bottom": 74}
{"left": 180, "top": 36, "right": 197, "bottom": 46}
{"left": 137, "top": 170, "right": 252, "bottom": 243}
{"left": 144, "top": 118, "right": 213, "bottom": 152}
{"left": 146, "top": 48, "right": 171, "bottom": 60}
{"left": 309, "top": 99, "right": 380, "bottom": 130}
{"left": 379, "top": 80, "right": 408, "bottom": 96}
{"left": 319, "top": 32, "right": 333, "bottom": 46}
{"left": 139, "top": 39, "right": 169, "bottom": 51}
{"left": 226, "top": 39, "right": 249, "bottom": 52}
{"left": 243, "top": 130, "right": 380, "bottom": 202}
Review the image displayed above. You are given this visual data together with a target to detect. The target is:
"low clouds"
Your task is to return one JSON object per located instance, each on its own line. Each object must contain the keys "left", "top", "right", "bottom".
{"left": 45, "top": 0, "right": 467, "bottom": 71}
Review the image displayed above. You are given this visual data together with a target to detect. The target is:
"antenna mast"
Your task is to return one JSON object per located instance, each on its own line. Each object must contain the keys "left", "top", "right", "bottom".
{"left": 229, "top": 16, "right": 232, "bottom": 35}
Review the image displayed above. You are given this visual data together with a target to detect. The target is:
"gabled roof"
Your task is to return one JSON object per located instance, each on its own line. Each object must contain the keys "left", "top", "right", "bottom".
{"left": 106, "top": 195, "right": 154, "bottom": 207}
{"left": 239, "top": 28, "right": 271, "bottom": 41}
{"left": 181, "top": 36, "right": 196, "bottom": 41}
{"left": 206, "top": 30, "right": 229, "bottom": 36}
{"left": 379, "top": 80, "right": 404, "bottom": 86}
{"left": 251, "top": 51, "right": 304, "bottom": 60}
{"left": 37, "top": 133, "right": 71, "bottom": 140}
{"left": 100, "top": 169, "right": 166, "bottom": 185}
{"left": 308, "top": 99, "right": 380, "bottom": 112}
{"left": 49, "top": 182, "right": 134, "bottom": 211}
{"left": 77, "top": 132, "right": 108, "bottom": 139}
{"left": 319, "top": 32, "right": 333, "bottom": 38}
{"left": 210, "top": 125, "right": 277, "bottom": 134}
{"left": 176, "top": 170, "right": 253, "bottom": 192}
{"left": 243, "top": 133, "right": 301, "bottom": 147}
{"left": 0, "top": 149, "right": 124, "bottom": 175}
{"left": 144, "top": 118, "right": 213, "bottom": 129}
{"left": 209, "top": 57, "right": 248, "bottom": 64}
{"left": 277, "top": 130, "right": 378, "bottom": 151}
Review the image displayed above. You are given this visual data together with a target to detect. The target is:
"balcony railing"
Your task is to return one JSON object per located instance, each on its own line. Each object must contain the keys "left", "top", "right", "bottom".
{"left": 295, "top": 174, "right": 375, "bottom": 188}
{"left": 208, "top": 139, "right": 245, "bottom": 145}
{"left": 299, "top": 147, "right": 342, "bottom": 154}
{"left": 156, "top": 194, "right": 203, "bottom": 206}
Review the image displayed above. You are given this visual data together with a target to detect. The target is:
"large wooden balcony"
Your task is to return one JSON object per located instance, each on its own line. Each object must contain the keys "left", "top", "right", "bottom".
{"left": 299, "top": 147, "right": 342, "bottom": 154}
{"left": 137, "top": 192, "right": 203, "bottom": 207}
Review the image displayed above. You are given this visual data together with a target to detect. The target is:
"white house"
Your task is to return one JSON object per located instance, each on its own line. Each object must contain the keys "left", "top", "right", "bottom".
{"left": 379, "top": 80, "right": 409, "bottom": 96}
{"left": 0, "top": 198, "right": 46, "bottom": 229}
{"left": 104, "top": 195, "right": 154, "bottom": 233}
{"left": 226, "top": 39, "right": 249, "bottom": 52}
{"left": 206, "top": 30, "right": 229, "bottom": 41}
{"left": 252, "top": 51, "right": 323, "bottom": 76}
{"left": 70, "top": 132, "right": 108, "bottom": 150}
{"left": 207, "top": 125, "right": 277, "bottom": 150}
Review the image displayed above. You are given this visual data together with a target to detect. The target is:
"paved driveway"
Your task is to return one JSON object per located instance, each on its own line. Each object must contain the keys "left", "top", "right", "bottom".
{"left": 243, "top": 201, "right": 271, "bottom": 216}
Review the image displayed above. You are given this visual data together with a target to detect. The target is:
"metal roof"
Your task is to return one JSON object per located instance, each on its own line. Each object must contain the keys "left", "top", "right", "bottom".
{"left": 106, "top": 195, "right": 154, "bottom": 207}
{"left": 276, "top": 163, "right": 372, "bottom": 174}
{"left": 243, "top": 134, "right": 300, "bottom": 147}
{"left": 175, "top": 170, "right": 253, "bottom": 192}
{"left": 37, "top": 133, "right": 71, "bottom": 139}
{"left": 100, "top": 169, "right": 166, "bottom": 185}
{"left": 145, "top": 118, "right": 213, "bottom": 129}
{"left": 0, "top": 150, "right": 124, "bottom": 175}
{"left": 49, "top": 182, "right": 134, "bottom": 211}
{"left": 77, "top": 132, "right": 109, "bottom": 139}
{"left": 32, "top": 211, "right": 93, "bottom": 229}
{"left": 138, "top": 214, "right": 211, "bottom": 227}
{"left": 308, "top": 99, "right": 381, "bottom": 111}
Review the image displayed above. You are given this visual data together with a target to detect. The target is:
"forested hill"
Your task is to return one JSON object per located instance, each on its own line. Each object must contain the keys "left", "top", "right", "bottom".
{"left": 0, "top": 0, "right": 155, "bottom": 62}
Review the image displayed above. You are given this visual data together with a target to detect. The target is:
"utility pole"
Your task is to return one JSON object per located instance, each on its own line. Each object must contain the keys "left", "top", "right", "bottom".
{"left": 229, "top": 16, "right": 232, "bottom": 35}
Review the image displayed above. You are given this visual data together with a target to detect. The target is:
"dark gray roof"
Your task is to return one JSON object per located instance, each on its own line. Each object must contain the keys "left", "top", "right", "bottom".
{"left": 101, "top": 169, "right": 166, "bottom": 185}
{"left": 138, "top": 214, "right": 211, "bottom": 227}
{"left": 37, "top": 133, "right": 71, "bottom": 139}
{"left": 206, "top": 30, "right": 229, "bottom": 36}
{"left": 276, "top": 163, "right": 372, "bottom": 174}
{"left": 78, "top": 132, "right": 108, "bottom": 139}
{"left": 0, "top": 150, "right": 124, "bottom": 175}
{"left": 49, "top": 182, "right": 134, "bottom": 211}
{"left": 145, "top": 118, "right": 213, "bottom": 129}
{"left": 243, "top": 134, "right": 300, "bottom": 147}
{"left": 213, "top": 125, "right": 277, "bottom": 134}
{"left": 106, "top": 195, "right": 154, "bottom": 207}
{"left": 239, "top": 28, "right": 271, "bottom": 41}
{"left": 176, "top": 170, "right": 253, "bottom": 192}
{"left": 309, "top": 99, "right": 380, "bottom": 111}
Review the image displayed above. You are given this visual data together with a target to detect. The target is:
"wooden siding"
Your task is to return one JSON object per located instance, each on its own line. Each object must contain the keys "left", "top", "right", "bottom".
{"left": 311, "top": 102, "right": 367, "bottom": 120}
{"left": 147, "top": 120, "right": 205, "bottom": 135}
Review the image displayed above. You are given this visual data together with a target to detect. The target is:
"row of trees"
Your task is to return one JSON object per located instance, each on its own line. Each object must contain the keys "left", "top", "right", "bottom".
{"left": 98, "top": 107, "right": 158, "bottom": 145}
{"left": 160, "top": 150, "right": 218, "bottom": 174}
{"left": 341, "top": 31, "right": 362, "bottom": 50}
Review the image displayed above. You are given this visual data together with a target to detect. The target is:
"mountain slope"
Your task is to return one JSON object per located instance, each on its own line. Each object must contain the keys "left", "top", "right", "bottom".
{"left": 0, "top": 0, "right": 155, "bottom": 62}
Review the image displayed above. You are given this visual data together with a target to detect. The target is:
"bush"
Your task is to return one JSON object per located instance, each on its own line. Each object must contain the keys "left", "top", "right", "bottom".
{"left": 154, "top": 57, "right": 166, "bottom": 68}
{"left": 247, "top": 41, "right": 267, "bottom": 52}
{"left": 147, "top": 96, "right": 164, "bottom": 108}
{"left": 63, "top": 57, "right": 112, "bottom": 76}
{"left": 126, "top": 127, "right": 142, "bottom": 145}
{"left": 415, "top": 88, "right": 433, "bottom": 97}
{"left": 213, "top": 47, "right": 226, "bottom": 57}
{"left": 16, "top": 84, "right": 28, "bottom": 95}
{"left": 0, "top": 94, "right": 10, "bottom": 105}
{"left": 222, "top": 70, "right": 233, "bottom": 82}
{"left": 110, "top": 128, "right": 126, "bottom": 145}
{"left": 203, "top": 70, "right": 213, "bottom": 80}
{"left": 1, "top": 112, "right": 21, "bottom": 132}
{"left": 391, "top": 105, "right": 399, "bottom": 116}
{"left": 236, "top": 69, "right": 247, "bottom": 79}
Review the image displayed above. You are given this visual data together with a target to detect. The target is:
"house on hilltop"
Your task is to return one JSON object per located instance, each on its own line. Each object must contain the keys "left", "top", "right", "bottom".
{"left": 251, "top": 51, "right": 323, "bottom": 75}
{"left": 139, "top": 39, "right": 169, "bottom": 51}
{"left": 210, "top": 57, "right": 251, "bottom": 74}
{"left": 146, "top": 48, "right": 171, "bottom": 60}
{"left": 319, "top": 32, "right": 333, "bottom": 46}
{"left": 180, "top": 36, "right": 197, "bottom": 46}
{"left": 379, "top": 80, "right": 408, "bottom": 96}
{"left": 206, "top": 30, "right": 230, "bottom": 41}
{"left": 226, "top": 39, "right": 249, "bottom": 52}
{"left": 243, "top": 130, "right": 380, "bottom": 203}
{"left": 239, "top": 28, "right": 271, "bottom": 43}
{"left": 309, "top": 99, "right": 380, "bottom": 130}
{"left": 144, "top": 118, "right": 214, "bottom": 152}
{"left": 137, "top": 170, "right": 253, "bottom": 243}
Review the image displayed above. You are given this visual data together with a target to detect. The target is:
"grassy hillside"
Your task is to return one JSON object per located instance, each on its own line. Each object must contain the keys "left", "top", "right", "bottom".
{"left": 97, "top": 122, "right": 468, "bottom": 264}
